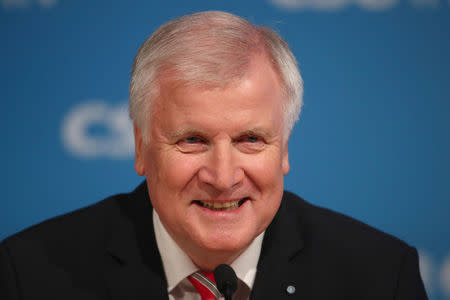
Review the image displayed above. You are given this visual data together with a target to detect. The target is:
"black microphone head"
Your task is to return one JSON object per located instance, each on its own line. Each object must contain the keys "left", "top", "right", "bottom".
{"left": 214, "top": 264, "right": 238, "bottom": 297}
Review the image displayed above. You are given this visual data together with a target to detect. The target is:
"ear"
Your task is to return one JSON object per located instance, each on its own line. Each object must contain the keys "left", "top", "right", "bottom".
{"left": 134, "top": 123, "right": 146, "bottom": 176}
{"left": 282, "top": 142, "right": 290, "bottom": 175}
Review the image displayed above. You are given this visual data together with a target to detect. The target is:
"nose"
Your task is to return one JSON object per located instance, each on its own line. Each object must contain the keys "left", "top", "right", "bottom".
{"left": 198, "top": 141, "right": 244, "bottom": 191}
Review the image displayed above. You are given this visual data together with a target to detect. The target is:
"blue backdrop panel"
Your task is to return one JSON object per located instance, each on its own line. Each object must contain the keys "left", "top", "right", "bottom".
{"left": 1, "top": 0, "right": 449, "bottom": 298}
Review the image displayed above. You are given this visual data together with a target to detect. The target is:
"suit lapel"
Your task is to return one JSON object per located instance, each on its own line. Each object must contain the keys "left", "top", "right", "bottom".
{"left": 104, "top": 183, "right": 169, "bottom": 300}
{"left": 251, "top": 192, "right": 311, "bottom": 299}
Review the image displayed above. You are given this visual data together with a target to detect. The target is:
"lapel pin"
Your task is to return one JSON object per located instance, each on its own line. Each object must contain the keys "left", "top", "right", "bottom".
{"left": 286, "top": 285, "right": 296, "bottom": 294}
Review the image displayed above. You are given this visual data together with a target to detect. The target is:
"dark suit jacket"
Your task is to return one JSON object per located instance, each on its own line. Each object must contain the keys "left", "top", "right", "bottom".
{"left": 0, "top": 182, "right": 427, "bottom": 299}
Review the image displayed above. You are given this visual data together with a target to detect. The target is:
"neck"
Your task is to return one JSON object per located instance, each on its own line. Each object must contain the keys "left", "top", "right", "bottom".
{"left": 187, "top": 248, "right": 244, "bottom": 272}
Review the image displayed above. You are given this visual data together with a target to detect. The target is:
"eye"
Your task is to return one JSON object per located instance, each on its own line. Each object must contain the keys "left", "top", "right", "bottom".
{"left": 236, "top": 135, "right": 265, "bottom": 153}
{"left": 176, "top": 136, "right": 208, "bottom": 153}
{"left": 244, "top": 135, "right": 260, "bottom": 143}
{"left": 238, "top": 135, "right": 263, "bottom": 143}
{"left": 184, "top": 136, "right": 204, "bottom": 144}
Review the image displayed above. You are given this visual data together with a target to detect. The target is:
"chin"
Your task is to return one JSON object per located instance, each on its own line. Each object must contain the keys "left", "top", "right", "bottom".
{"left": 198, "top": 229, "right": 257, "bottom": 255}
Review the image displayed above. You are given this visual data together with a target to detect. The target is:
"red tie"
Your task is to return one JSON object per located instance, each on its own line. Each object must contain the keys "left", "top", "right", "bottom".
{"left": 188, "top": 271, "right": 221, "bottom": 300}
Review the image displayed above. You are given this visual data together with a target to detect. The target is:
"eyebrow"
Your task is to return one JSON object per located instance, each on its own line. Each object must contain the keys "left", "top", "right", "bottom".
{"left": 166, "top": 128, "right": 206, "bottom": 140}
{"left": 167, "top": 127, "right": 274, "bottom": 141}
{"left": 239, "top": 128, "right": 273, "bottom": 138}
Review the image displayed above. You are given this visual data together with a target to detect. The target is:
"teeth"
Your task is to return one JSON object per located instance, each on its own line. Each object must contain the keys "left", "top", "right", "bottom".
{"left": 198, "top": 199, "right": 247, "bottom": 211}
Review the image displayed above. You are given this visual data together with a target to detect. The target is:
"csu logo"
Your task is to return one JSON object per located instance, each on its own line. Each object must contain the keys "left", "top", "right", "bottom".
{"left": 61, "top": 100, "right": 134, "bottom": 158}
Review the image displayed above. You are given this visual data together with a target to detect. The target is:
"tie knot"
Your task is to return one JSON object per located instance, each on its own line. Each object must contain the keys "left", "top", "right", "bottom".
{"left": 188, "top": 271, "right": 221, "bottom": 300}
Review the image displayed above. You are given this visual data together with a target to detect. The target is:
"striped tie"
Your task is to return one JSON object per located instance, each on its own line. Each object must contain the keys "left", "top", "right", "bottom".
{"left": 188, "top": 271, "right": 222, "bottom": 300}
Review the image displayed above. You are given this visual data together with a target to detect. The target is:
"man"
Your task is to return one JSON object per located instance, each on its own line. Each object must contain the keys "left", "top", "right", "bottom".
{"left": 0, "top": 11, "right": 427, "bottom": 299}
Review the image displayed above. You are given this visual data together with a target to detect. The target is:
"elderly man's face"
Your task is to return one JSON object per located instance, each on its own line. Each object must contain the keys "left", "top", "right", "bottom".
{"left": 134, "top": 54, "right": 289, "bottom": 268}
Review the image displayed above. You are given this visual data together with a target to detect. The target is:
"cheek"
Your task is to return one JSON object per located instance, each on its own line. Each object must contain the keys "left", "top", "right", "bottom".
{"left": 149, "top": 151, "right": 202, "bottom": 189}
{"left": 244, "top": 151, "right": 285, "bottom": 187}
{"left": 147, "top": 154, "right": 202, "bottom": 221}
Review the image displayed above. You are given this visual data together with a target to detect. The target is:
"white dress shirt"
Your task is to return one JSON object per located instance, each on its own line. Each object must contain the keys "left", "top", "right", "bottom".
{"left": 153, "top": 210, "right": 264, "bottom": 300}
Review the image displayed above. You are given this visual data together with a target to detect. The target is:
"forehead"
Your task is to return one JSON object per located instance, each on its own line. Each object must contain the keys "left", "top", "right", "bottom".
{"left": 150, "top": 54, "right": 286, "bottom": 137}
{"left": 156, "top": 52, "right": 283, "bottom": 96}
{"left": 155, "top": 54, "right": 283, "bottom": 106}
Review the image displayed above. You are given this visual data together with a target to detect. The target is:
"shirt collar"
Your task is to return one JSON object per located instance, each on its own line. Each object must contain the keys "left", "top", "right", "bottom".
{"left": 153, "top": 209, "right": 264, "bottom": 293}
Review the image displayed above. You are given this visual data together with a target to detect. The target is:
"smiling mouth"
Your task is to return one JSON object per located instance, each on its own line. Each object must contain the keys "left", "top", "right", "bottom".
{"left": 193, "top": 197, "right": 249, "bottom": 211}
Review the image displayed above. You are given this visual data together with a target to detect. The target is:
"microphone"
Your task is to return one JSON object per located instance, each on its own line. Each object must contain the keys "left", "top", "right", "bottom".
{"left": 214, "top": 264, "right": 237, "bottom": 300}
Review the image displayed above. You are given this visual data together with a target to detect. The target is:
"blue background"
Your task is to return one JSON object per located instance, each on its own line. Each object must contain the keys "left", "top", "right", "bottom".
{"left": 1, "top": 0, "right": 449, "bottom": 298}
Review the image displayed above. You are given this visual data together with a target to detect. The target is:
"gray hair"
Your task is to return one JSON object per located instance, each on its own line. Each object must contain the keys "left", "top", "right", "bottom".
{"left": 129, "top": 11, "right": 303, "bottom": 140}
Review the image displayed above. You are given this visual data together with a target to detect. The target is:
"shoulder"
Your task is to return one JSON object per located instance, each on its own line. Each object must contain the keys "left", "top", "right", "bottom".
{"left": 281, "top": 190, "right": 415, "bottom": 266}
{"left": 2, "top": 193, "right": 123, "bottom": 250}
{"left": 255, "top": 192, "right": 426, "bottom": 298}
{"left": 0, "top": 182, "right": 157, "bottom": 299}
{"left": 0, "top": 182, "right": 149, "bottom": 258}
